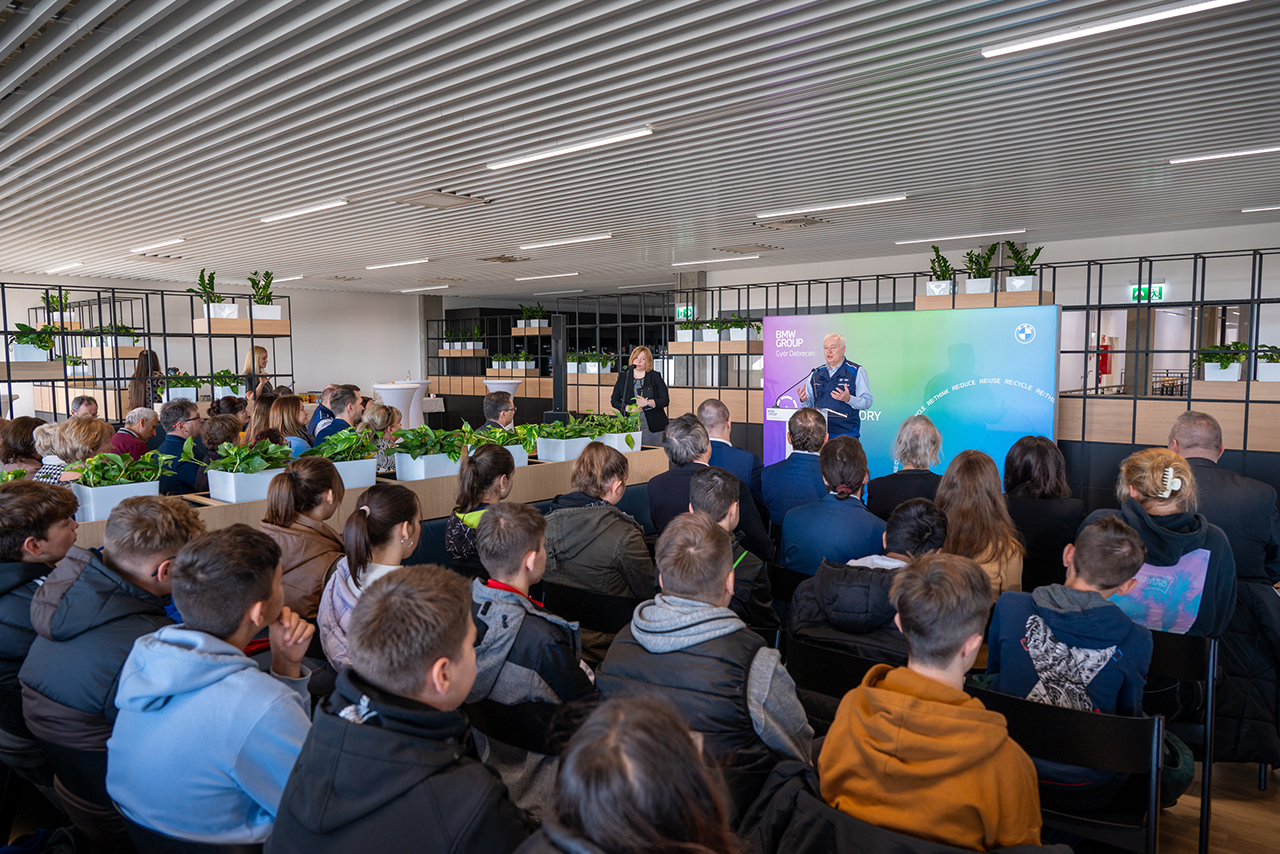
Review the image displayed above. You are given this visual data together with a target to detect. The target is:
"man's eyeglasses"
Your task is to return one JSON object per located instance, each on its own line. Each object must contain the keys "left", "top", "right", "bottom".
{"left": 183, "top": 416, "right": 204, "bottom": 424}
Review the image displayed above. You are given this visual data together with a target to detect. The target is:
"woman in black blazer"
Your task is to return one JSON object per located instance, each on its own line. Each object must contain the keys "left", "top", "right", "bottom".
{"left": 1004, "top": 435, "right": 1086, "bottom": 591}
{"left": 611, "top": 346, "right": 669, "bottom": 447}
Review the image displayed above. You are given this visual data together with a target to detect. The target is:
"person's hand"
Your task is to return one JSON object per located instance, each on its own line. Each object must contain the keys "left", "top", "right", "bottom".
{"left": 798, "top": 386, "right": 808, "bottom": 403}
{"left": 832, "top": 385, "right": 852, "bottom": 403}
{"left": 635, "top": 396, "right": 650, "bottom": 409}
{"left": 269, "top": 606, "right": 314, "bottom": 679}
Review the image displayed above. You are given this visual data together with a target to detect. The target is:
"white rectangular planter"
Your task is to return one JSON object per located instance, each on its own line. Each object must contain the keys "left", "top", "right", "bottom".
{"left": 159, "top": 388, "right": 199, "bottom": 404}
{"left": 676, "top": 329, "right": 694, "bottom": 342}
{"left": 567, "top": 362, "right": 579, "bottom": 373}
{"left": 331, "top": 458, "right": 377, "bottom": 488}
{"left": 86, "top": 337, "right": 133, "bottom": 349}
{"left": 71, "top": 480, "right": 160, "bottom": 522}
{"left": 9, "top": 344, "right": 49, "bottom": 362}
{"left": 213, "top": 386, "right": 241, "bottom": 400}
{"left": 583, "top": 362, "right": 600, "bottom": 374}
{"left": 964, "top": 277, "right": 994, "bottom": 294}
{"left": 698, "top": 329, "right": 719, "bottom": 342}
{"left": 1005, "top": 275, "right": 1038, "bottom": 292}
{"left": 207, "top": 468, "right": 281, "bottom": 503}
{"left": 599, "top": 431, "right": 642, "bottom": 453}
{"left": 517, "top": 320, "right": 548, "bottom": 328}
{"left": 469, "top": 444, "right": 528, "bottom": 467}
{"left": 249, "top": 304, "right": 282, "bottom": 320}
{"left": 394, "top": 451, "right": 463, "bottom": 481}
{"left": 535, "top": 436, "right": 592, "bottom": 462}
{"left": 202, "top": 304, "right": 239, "bottom": 319}
{"left": 1255, "top": 363, "right": 1280, "bottom": 383}
{"left": 925, "top": 280, "right": 954, "bottom": 296}
{"left": 728, "top": 328, "right": 759, "bottom": 341}
{"left": 1203, "top": 363, "right": 1242, "bottom": 382}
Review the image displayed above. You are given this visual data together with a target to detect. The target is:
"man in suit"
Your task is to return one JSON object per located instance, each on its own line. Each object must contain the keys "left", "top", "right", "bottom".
{"left": 761, "top": 408, "right": 827, "bottom": 526}
{"left": 1169, "top": 411, "right": 1280, "bottom": 583}
{"left": 698, "top": 398, "right": 764, "bottom": 508}
{"left": 647, "top": 414, "right": 773, "bottom": 561}
{"left": 313, "top": 386, "right": 365, "bottom": 445}
{"left": 480, "top": 391, "right": 515, "bottom": 432}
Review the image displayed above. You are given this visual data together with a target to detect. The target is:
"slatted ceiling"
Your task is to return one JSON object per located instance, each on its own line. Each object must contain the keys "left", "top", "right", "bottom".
{"left": 1, "top": 3, "right": 1279, "bottom": 295}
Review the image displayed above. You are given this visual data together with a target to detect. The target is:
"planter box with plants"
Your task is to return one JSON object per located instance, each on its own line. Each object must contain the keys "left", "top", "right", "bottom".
{"left": 9, "top": 323, "right": 57, "bottom": 361}
{"left": 534, "top": 415, "right": 598, "bottom": 462}
{"left": 1194, "top": 343, "right": 1247, "bottom": 382}
{"left": 1256, "top": 345, "right": 1280, "bottom": 382}
{"left": 188, "top": 268, "right": 238, "bottom": 319}
{"left": 40, "top": 292, "right": 72, "bottom": 323}
{"left": 1003, "top": 242, "right": 1042, "bottom": 292}
{"left": 302, "top": 430, "right": 379, "bottom": 488}
{"left": 84, "top": 324, "right": 140, "bottom": 349}
{"left": 393, "top": 425, "right": 468, "bottom": 481}
{"left": 158, "top": 373, "right": 205, "bottom": 403}
{"left": 469, "top": 425, "right": 533, "bottom": 467}
{"left": 719, "top": 314, "right": 761, "bottom": 341}
{"left": 211, "top": 369, "right": 244, "bottom": 400}
{"left": 963, "top": 244, "right": 997, "bottom": 294}
{"left": 926, "top": 246, "right": 955, "bottom": 295}
{"left": 67, "top": 451, "right": 171, "bottom": 522}
{"left": 588, "top": 408, "right": 642, "bottom": 453}
{"left": 247, "top": 271, "right": 281, "bottom": 319}
{"left": 517, "top": 302, "right": 549, "bottom": 328}
{"left": 676, "top": 318, "right": 717, "bottom": 342}
{"left": 183, "top": 438, "right": 292, "bottom": 503}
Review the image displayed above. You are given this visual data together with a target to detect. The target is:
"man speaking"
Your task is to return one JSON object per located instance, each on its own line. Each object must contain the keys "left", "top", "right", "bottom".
{"left": 798, "top": 332, "right": 873, "bottom": 438}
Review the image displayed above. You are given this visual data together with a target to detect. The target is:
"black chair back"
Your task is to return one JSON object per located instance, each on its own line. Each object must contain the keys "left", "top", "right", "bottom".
{"left": 541, "top": 581, "right": 639, "bottom": 635}
{"left": 464, "top": 698, "right": 572, "bottom": 756}
{"left": 121, "top": 814, "right": 262, "bottom": 854}
{"left": 767, "top": 563, "right": 810, "bottom": 604}
{"left": 784, "top": 633, "right": 881, "bottom": 699}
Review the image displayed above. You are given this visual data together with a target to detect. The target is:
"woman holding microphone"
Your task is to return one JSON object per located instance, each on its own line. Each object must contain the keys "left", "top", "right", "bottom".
{"left": 611, "top": 345, "right": 669, "bottom": 448}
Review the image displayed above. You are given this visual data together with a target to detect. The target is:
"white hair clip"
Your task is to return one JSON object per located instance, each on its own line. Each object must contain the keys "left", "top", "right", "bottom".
{"left": 1158, "top": 466, "right": 1183, "bottom": 498}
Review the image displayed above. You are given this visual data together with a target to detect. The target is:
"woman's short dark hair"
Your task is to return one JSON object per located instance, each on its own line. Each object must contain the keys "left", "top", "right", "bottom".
{"left": 555, "top": 697, "right": 737, "bottom": 854}
{"left": 819, "top": 435, "right": 868, "bottom": 500}
{"left": 209, "top": 396, "right": 248, "bottom": 418}
{"left": 884, "top": 498, "right": 948, "bottom": 556}
{"left": 0, "top": 416, "right": 45, "bottom": 464}
{"left": 1003, "top": 435, "right": 1072, "bottom": 499}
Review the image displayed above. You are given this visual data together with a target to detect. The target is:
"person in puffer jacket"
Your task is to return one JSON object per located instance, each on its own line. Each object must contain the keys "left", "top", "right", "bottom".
{"left": 790, "top": 498, "right": 948, "bottom": 662}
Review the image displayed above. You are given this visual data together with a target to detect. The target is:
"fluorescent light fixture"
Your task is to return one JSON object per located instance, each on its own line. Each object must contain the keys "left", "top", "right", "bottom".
{"left": 515, "top": 272, "right": 580, "bottom": 281}
{"left": 260, "top": 199, "right": 348, "bottom": 223}
{"left": 671, "top": 255, "right": 759, "bottom": 266}
{"left": 274, "top": 276, "right": 303, "bottom": 282}
{"left": 365, "top": 258, "right": 429, "bottom": 270}
{"left": 487, "top": 128, "right": 652, "bottom": 170}
{"left": 618, "top": 283, "right": 671, "bottom": 289}
{"left": 45, "top": 262, "right": 83, "bottom": 273}
{"left": 399, "top": 285, "right": 450, "bottom": 292}
{"left": 533, "top": 289, "right": 584, "bottom": 296}
{"left": 896, "top": 229, "right": 1025, "bottom": 245}
{"left": 756, "top": 194, "right": 906, "bottom": 219}
{"left": 519, "top": 233, "right": 612, "bottom": 249}
{"left": 1171, "top": 144, "right": 1280, "bottom": 164}
{"left": 129, "top": 238, "right": 185, "bottom": 254}
{"left": 982, "top": 0, "right": 1251, "bottom": 58}
{"left": 1243, "top": 204, "right": 1280, "bottom": 212}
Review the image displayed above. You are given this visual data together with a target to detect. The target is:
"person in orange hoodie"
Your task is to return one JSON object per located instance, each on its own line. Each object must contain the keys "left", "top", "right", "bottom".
{"left": 818, "top": 552, "right": 1042, "bottom": 852}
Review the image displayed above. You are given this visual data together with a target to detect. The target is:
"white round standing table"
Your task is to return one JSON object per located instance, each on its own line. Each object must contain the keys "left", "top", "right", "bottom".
{"left": 372, "top": 380, "right": 432, "bottom": 429}
{"left": 483, "top": 379, "right": 522, "bottom": 396}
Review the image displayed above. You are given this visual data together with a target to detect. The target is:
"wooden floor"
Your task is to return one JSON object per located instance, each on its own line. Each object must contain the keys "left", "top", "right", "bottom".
{"left": 1160, "top": 762, "right": 1279, "bottom": 854}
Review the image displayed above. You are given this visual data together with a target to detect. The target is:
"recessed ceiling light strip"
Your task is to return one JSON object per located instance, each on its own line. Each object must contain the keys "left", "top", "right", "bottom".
{"left": 618, "top": 283, "right": 672, "bottom": 289}
{"left": 1170, "top": 145, "right": 1280, "bottom": 164}
{"left": 366, "top": 258, "right": 430, "bottom": 270}
{"left": 129, "top": 238, "right": 185, "bottom": 254}
{"left": 1242, "top": 205, "right": 1280, "bottom": 213}
{"left": 275, "top": 276, "right": 304, "bottom": 282}
{"left": 533, "top": 289, "right": 585, "bottom": 296}
{"left": 756, "top": 194, "right": 906, "bottom": 219}
{"left": 671, "top": 255, "right": 759, "bottom": 266}
{"left": 260, "top": 199, "right": 348, "bottom": 223}
{"left": 515, "top": 272, "right": 580, "bottom": 281}
{"left": 487, "top": 128, "right": 652, "bottom": 170}
{"left": 895, "top": 229, "right": 1025, "bottom": 245}
{"left": 519, "top": 233, "right": 612, "bottom": 249}
{"left": 45, "top": 262, "right": 84, "bottom": 273}
{"left": 399, "top": 285, "right": 450, "bottom": 292}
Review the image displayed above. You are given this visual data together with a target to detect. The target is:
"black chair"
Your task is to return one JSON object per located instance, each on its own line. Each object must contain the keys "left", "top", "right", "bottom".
{"left": 540, "top": 581, "right": 639, "bottom": 636}
{"left": 767, "top": 563, "right": 810, "bottom": 605}
{"left": 783, "top": 633, "right": 882, "bottom": 699}
{"left": 969, "top": 687, "right": 1163, "bottom": 854}
{"left": 405, "top": 515, "right": 454, "bottom": 568}
{"left": 615, "top": 481, "right": 656, "bottom": 535}
{"left": 464, "top": 698, "right": 572, "bottom": 756}
{"left": 1148, "top": 631, "right": 1217, "bottom": 854}
{"left": 120, "top": 813, "right": 262, "bottom": 854}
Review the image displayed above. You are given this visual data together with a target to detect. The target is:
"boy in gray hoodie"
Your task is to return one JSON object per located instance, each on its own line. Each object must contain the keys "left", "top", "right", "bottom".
{"left": 596, "top": 511, "right": 812, "bottom": 822}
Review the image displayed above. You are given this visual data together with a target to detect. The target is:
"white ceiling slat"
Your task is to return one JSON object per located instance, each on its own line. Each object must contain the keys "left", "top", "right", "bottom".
{"left": 0, "top": 0, "right": 131, "bottom": 109}
{"left": 0, "top": 0, "right": 70, "bottom": 63}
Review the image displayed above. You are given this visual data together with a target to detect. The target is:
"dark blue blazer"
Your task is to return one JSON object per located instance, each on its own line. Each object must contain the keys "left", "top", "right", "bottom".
{"left": 306, "top": 403, "right": 335, "bottom": 443}
{"left": 157, "top": 433, "right": 205, "bottom": 496}
{"left": 710, "top": 440, "right": 764, "bottom": 507}
{"left": 761, "top": 452, "right": 825, "bottom": 527}
{"left": 313, "top": 418, "right": 351, "bottom": 447}
{"left": 782, "top": 493, "right": 887, "bottom": 576}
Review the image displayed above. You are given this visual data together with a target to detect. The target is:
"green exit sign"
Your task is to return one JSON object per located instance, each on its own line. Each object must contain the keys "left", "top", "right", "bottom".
{"left": 1132, "top": 284, "right": 1164, "bottom": 302}
{"left": 676, "top": 307, "right": 695, "bottom": 320}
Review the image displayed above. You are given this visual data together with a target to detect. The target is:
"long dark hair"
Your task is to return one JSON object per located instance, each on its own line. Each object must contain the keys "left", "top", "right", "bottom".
{"left": 453, "top": 444, "right": 514, "bottom": 514}
{"left": 555, "top": 697, "right": 737, "bottom": 854}
{"left": 343, "top": 483, "right": 419, "bottom": 587}
{"left": 127, "top": 350, "right": 162, "bottom": 410}
{"left": 264, "top": 457, "right": 345, "bottom": 528}
{"left": 1003, "top": 435, "right": 1072, "bottom": 499}
{"left": 936, "top": 450, "right": 1024, "bottom": 564}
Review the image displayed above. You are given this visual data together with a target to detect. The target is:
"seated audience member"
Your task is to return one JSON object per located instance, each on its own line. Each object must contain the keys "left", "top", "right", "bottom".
{"left": 361, "top": 402, "right": 401, "bottom": 472}
{"left": 699, "top": 397, "right": 765, "bottom": 509}
{"left": 819, "top": 553, "right": 1041, "bottom": 850}
{"left": 0, "top": 482, "right": 78, "bottom": 792}
{"left": 783, "top": 435, "right": 887, "bottom": 576}
{"left": 306, "top": 384, "right": 338, "bottom": 440}
{"left": 597, "top": 512, "right": 812, "bottom": 820}
{"left": 1, "top": 416, "right": 46, "bottom": 476}
{"left": 469, "top": 503, "right": 597, "bottom": 813}
{"left": 866, "top": 415, "right": 943, "bottom": 520}
{"left": 209, "top": 395, "right": 250, "bottom": 428}
{"left": 70, "top": 395, "right": 98, "bottom": 418}
{"left": 1082, "top": 448, "right": 1236, "bottom": 637}
{"left": 110, "top": 407, "right": 159, "bottom": 460}
{"left": 244, "top": 392, "right": 279, "bottom": 446}
{"left": 1003, "top": 436, "right": 1085, "bottom": 592}
{"left": 1169, "top": 410, "right": 1280, "bottom": 584}
{"left": 518, "top": 697, "right": 737, "bottom": 854}
{"left": 647, "top": 414, "right": 773, "bottom": 561}
{"left": 318, "top": 484, "right": 420, "bottom": 669}
{"left": 157, "top": 399, "right": 208, "bottom": 495}
{"left": 482, "top": 390, "right": 516, "bottom": 431}
{"left": 33, "top": 422, "right": 60, "bottom": 468}
{"left": 200, "top": 414, "right": 243, "bottom": 465}
{"left": 986, "top": 516, "right": 1153, "bottom": 811}
{"left": 269, "top": 395, "right": 314, "bottom": 458}
{"left": 543, "top": 442, "right": 654, "bottom": 664}
{"left": 761, "top": 408, "right": 827, "bottom": 526}
{"left": 268, "top": 566, "right": 528, "bottom": 853}
{"left": 21, "top": 496, "right": 204, "bottom": 849}
{"left": 790, "top": 497, "right": 947, "bottom": 663}
{"left": 261, "top": 457, "right": 347, "bottom": 620}
{"left": 447, "top": 444, "right": 515, "bottom": 578}
{"left": 38, "top": 416, "right": 114, "bottom": 484}
{"left": 935, "top": 449, "right": 1025, "bottom": 600}
{"left": 107, "top": 525, "right": 314, "bottom": 846}
{"left": 313, "top": 386, "right": 363, "bottom": 445}
{"left": 689, "top": 466, "right": 779, "bottom": 629}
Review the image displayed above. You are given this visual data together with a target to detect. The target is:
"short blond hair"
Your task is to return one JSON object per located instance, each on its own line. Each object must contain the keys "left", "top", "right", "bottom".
{"left": 1117, "top": 447, "right": 1197, "bottom": 512}
{"left": 54, "top": 416, "right": 114, "bottom": 463}
{"left": 628, "top": 346, "right": 653, "bottom": 371}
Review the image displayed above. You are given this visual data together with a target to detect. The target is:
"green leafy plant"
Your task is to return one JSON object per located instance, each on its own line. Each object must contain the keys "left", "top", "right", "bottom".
{"left": 41, "top": 292, "right": 70, "bottom": 313}
{"left": 722, "top": 313, "right": 761, "bottom": 332}
{"left": 0, "top": 469, "right": 27, "bottom": 483}
{"left": 302, "top": 429, "right": 379, "bottom": 463}
{"left": 12, "top": 323, "right": 56, "bottom": 351}
{"left": 211, "top": 369, "right": 243, "bottom": 392}
{"left": 86, "top": 323, "right": 139, "bottom": 345}
{"left": 537, "top": 414, "right": 599, "bottom": 440}
{"left": 182, "top": 437, "right": 291, "bottom": 473}
{"left": 677, "top": 316, "right": 707, "bottom": 331}
{"left": 247, "top": 270, "right": 275, "bottom": 306}
{"left": 66, "top": 450, "right": 172, "bottom": 487}
{"left": 512, "top": 424, "right": 540, "bottom": 454}
{"left": 186, "top": 268, "right": 223, "bottom": 304}
{"left": 929, "top": 246, "right": 955, "bottom": 280}
{"left": 1192, "top": 342, "right": 1249, "bottom": 370}
{"left": 963, "top": 244, "right": 998, "bottom": 279}
{"left": 159, "top": 372, "right": 203, "bottom": 392}
{"left": 519, "top": 302, "right": 546, "bottom": 321}
{"left": 468, "top": 325, "right": 483, "bottom": 342}
{"left": 515, "top": 349, "right": 532, "bottom": 364}
{"left": 1005, "top": 242, "right": 1043, "bottom": 276}
{"left": 584, "top": 406, "right": 641, "bottom": 447}
{"left": 393, "top": 425, "right": 469, "bottom": 461}
{"left": 65, "top": 356, "right": 85, "bottom": 367}
{"left": 1258, "top": 344, "right": 1280, "bottom": 365}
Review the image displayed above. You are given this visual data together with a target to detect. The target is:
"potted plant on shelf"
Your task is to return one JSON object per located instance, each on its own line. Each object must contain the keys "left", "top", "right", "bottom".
{"left": 468, "top": 424, "right": 532, "bottom": 467}
{"left": 210, "top": 369, "right": 244, "bottom": 399}
{"left": 392, "top": 425, "right": 468, "bottom": 480}
{"left": 590, "top": 407, "right": 642, "bottom": 452}
{"left": 65, "top": 355, "right": 90, "bottom": 377}
{"left": 187, "top": 268, "right": 237, "bottom": 319}
{"left": 10, "top": 323, "right": 57, "bottom": 361}
{"left": 1193, "top": 342, "right": 1248, "bottom": 382}
{"left": 1257, "top": 344, "right": 1280, "bottom": 383}
{"left": 66, "top": 450, "right": 171, "bottom": 522}
{"left": 41, "top": 291, "right": 72, "bottom": 322}
{"left": 84, "top": 323, "right": 140, "bottom": 349}
{"left": 676, "top": 317, "right": 703, "bottom": 342}
{"left": 580, "top": 351, "right": 600, "bottom": 374}
{"left": 514, "top": 349, "right": 533, "bottom": 370}
{"left": 491, "top": 352, "right": 508, "bottom": 371}
{"left": 963, "top": 244, "right": 997, "bottom": 294}
{"left": 181, "top": 437, "right": 291, "bottom": 503}
{"left": 462, "top": 325, "right": 484, "bottom": 350}
{"left": 518, "top": 303, "right": 548, "bottom": 328}
{"left": 157, "top": 372, "right": 204, "bottom": 403}
{"left": 301, "top": 430, "right": 379, "bottom": 488}
{"left": 926, "top": 246, "right": 955, "bottom": 295}
{"left": 722, "top": 313, "right": 761, "bottom": 341}
{"left": 534, "top": 415, "right": 597, "bottom": 462}
{"left": 247, "top": 270, "right": 280, "bottom": 320}
{"left": 1004, "top": 242, "right": 1043, "bottom": 291}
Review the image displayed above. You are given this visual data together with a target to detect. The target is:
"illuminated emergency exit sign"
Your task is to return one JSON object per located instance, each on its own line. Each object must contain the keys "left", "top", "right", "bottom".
{"left": 676, "top": 307, "right": 695, "bottom": 320}
{"left": 1131, "top": 284, "right": 1163, "bottom": 302}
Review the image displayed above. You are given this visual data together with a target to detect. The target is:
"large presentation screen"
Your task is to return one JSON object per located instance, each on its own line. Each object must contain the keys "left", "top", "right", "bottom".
{"left": 762, "top": 305, "right": 1060, "bottom": 475}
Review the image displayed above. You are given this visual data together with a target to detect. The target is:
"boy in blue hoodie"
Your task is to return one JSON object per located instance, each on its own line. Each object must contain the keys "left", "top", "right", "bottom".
{"left": 106, "top": 524, "right": 315, "bottom": 845}
{"left": 986, "top": 515, "right": 1153, "bottom": 810}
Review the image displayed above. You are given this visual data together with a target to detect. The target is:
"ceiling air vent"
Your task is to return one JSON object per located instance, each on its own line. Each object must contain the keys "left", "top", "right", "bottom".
{"left": 392, "top": 190, "right": 488, "bottom": 210}
{"left": 134, "top": 254, "right": 181, "bottom": 262}
{"left": 478, "top": 255, "right": 530, "bottom": 263}
{"left": 420, "top": 276, "right": 464, "bottom": 283}
{"left": 755, "top": 217, "right": 825, "bottom": 231}
{"left": 713, "top": 243, "right": 782, "bottom": 254}
{"left": 325, "top": 276, "right": 362, "bottom": 282}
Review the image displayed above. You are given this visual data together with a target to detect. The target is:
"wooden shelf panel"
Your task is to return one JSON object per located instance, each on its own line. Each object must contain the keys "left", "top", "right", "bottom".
{"left": 568, "top": 372, "right": 618, "bottom": 385}
{"left": 432, "top": 375, "right": 552, "bottom": 399}
{"left": 669, "top": 340, "right": 763, "bottom": 355}
{"left": 511, "top": 326, "right": 551, "bottom": 336}
{"left": 192, "top": 318, "right": 291, "bottom": 335}
{"left": 1, "top": 361, "right": 65, "bottom": 381}
{"left": 438, "top": 348, "right": 489, "bottom": 357}
{"left": 914, "top": 291, "right": 1055, "bottom": 311}
{"left": 486, "top": 368, "right": 541, "bottom": 377}
{"left": 80, "top": 346, "right": 144, "bottom": 359}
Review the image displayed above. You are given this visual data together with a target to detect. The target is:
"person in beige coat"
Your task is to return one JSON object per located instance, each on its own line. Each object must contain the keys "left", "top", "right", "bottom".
{"left": 259, "top": 457, "right": 346, "bottom": 620}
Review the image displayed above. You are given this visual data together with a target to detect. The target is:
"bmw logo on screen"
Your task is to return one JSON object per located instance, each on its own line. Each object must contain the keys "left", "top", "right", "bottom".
{"left": 1014, "top": 323, "right": 1036, "bottom": 344}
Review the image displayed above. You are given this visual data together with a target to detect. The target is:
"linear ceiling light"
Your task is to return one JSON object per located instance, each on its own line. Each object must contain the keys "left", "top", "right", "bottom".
{"left": 487, "top": 128, "right": 652, "bottom": 170}
{"left": 515, "top": 272, "right": 580, "bottom": 281}
{"left": 399, "top": 285, "right": 450, "bottom": 292}
{"left": 129, "top": 237, "right": 185, "bottom": 254}
{"left": 365, "top": 258, "right": 429, "bottom": 270}
{"left": 756, "top": 194, "right": 906, "bottom": 219}
{"left": 671, "top": 255, "right": 759, "bottom": 266}
{"left": 618, "top": 283, "right": 671, "bottom": 289}
{"left": 45, "top": 262, "right": 83, "bottom": 273}
{"left": 1243, "top": 204, "right": 1280, "bottom": 212}
{"left": 896, "top": 229, "right": 1025, "bottom": 245}
{"left": 274, "top": 276, "right": 304, "bottom": 282}
{"left": 260, "top": 199, "right": 348, "bottom": 223}
{"left": 519, "top": 233, "right": 612, "bottom": 249}
{"left": 533, "top": 289, "right": 584, "bottom": 296}
{"left": 1170, "top": 145, "right": 1280, "bottom": 164}
{"left": 981, "top": 0, "right": 1251, "bottom": 58}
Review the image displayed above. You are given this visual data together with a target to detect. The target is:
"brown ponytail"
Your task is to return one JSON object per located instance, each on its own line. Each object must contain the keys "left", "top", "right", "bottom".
{"left": 263, "top": 457, "right": 346, "bottom": 528}
{"left": 343, "top": 483, "right": 419, "bottom": 587}
{"left": 453, "top": 444, "right": 515, "bottom": 514}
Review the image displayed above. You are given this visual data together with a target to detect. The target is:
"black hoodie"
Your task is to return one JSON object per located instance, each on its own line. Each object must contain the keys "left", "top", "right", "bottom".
{"left": 1082, "top": 499, "right": 1236, "bottom": 638}
{"left": 0, "top": 557, "right": 51, "bottom": 737}
{"left": 267, "top": 669, "right": 529, "bottom": 854}
{"left": 789, "top": 559, "right": 909, "bottom": 665}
